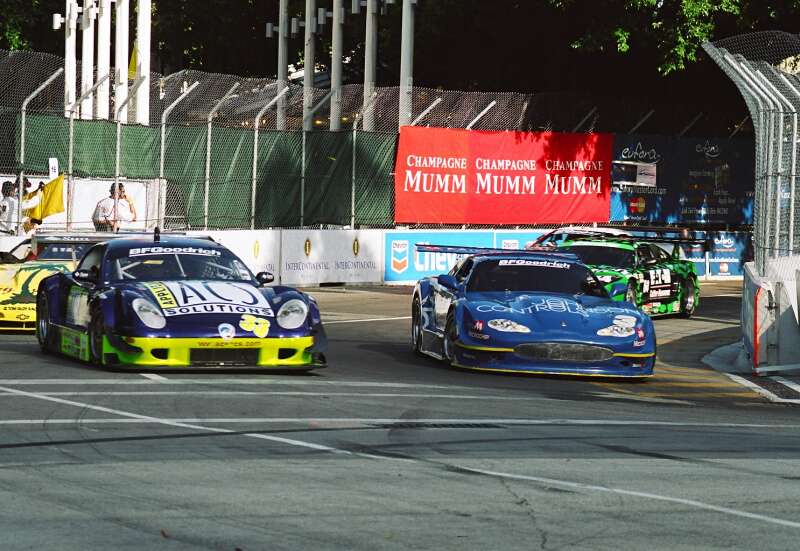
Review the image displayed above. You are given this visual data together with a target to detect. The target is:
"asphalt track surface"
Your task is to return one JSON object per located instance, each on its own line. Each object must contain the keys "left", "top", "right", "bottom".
{"left": 2, "top": 282, "right": 800, "bottom": 550}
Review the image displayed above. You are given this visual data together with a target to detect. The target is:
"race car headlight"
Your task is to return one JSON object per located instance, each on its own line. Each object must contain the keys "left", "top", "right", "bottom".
{"left": 488, "top": 319, "right": 531, "bottom": 333}
{"left": 132, "top": 298, "right": 166, "bottom": 329}
{"left": 277, "top": 299, "right": 308, "bottom": 329}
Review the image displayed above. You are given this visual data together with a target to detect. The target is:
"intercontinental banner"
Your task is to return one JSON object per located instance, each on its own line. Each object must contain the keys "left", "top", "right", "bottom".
{"left": 394, "top": 126, "right": 613, "bottom": 224}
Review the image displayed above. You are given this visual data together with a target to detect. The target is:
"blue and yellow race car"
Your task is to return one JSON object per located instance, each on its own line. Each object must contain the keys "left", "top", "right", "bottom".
{"left": 411, "top": 245, "right": 656, "bottom": 378}
{"left": 36, "top": 234, "right": 327, "bottom": 370}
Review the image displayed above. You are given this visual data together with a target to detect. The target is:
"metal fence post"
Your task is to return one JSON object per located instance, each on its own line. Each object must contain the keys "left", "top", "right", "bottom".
{"left": 160, "top": 81, "right": 199, "bottom": 229}
{"left": 251, "top": 86, "right": 289, "bottom": 229}
{"left": 17, "top": 68, "right": 63, "bottom": 234}
{"left": 66, "top": 73, "right": 109, "bottom": 230}
{"left": 205, "top": 82, "right": 240, "bottom": 230}
{"left": 410, "top": 97, "right": 442, "bottom": 126}
{"left": 777, "top": 72, "right": 800, "bottom": 253}
{"left": 466, "top": 101, "right": 497, "bottom": 130}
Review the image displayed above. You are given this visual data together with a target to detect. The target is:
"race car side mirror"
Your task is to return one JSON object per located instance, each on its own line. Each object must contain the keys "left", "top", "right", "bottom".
{"left": 437, "top": 274, "right": 458, "bottom": 290}
{"left": 73, "top": 269, "right": 97, "bottom": 284}
{"left": 255, "top": 271, "right": 274, "bottom": 286}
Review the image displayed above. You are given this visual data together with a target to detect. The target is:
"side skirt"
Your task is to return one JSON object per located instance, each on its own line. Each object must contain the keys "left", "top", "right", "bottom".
{"left": 51, "top": 323, "right": 90, "bottom": 362}
{"left": 419, "top": 328, "right": 444, "bottom": 360}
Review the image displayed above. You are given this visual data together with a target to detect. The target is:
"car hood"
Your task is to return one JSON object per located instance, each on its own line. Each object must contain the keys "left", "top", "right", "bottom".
{"left": 464, "top": 291, "right": 646, "bottom": 342}
{"left": 114, "top": 279, "right": 313, "bottom": 338}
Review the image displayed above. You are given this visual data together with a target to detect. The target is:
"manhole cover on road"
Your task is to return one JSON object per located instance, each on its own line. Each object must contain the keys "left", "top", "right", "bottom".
{"left": 373, "top": 422, "right": 504, "bottom": 430}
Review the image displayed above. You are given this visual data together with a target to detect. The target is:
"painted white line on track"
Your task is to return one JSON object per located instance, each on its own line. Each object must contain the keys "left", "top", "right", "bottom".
{"left": 771, "top": 376, "right": 800, "bottom": 395}
{"left": 324, "top": 316, "right": 411, "bottom": 325}
{"left": 0, "top": 418, "right": 798, "bottom": 428}
{"left": 457, "top": 466, "right": 800, "bottom": 530}
{"left": 0, "top": 378, "right": 457, "bottom": 389}
{"left": 0, "top": 391, "right": 550, "bottom": 401}
{"left": 0, "top": 385, "right": 367, "bottom": 457}
{"left": 725, "top": 374, "right": 800, "bottom": 404}
{"left": 139, "top": 373, "right": 168, "bottom": 381}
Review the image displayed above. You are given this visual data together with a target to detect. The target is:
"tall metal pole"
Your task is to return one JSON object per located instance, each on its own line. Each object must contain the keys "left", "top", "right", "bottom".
{"left": 362, "top": 0, "right": 377, "bottom": 132}
{"left": 330, "top": 0, "right": 344, "bottom": 131}
{"left": 134, "top": 0, "right": 151, "bottom": 125}
{"left": 80, "top": 0, "right": 96, "bottom": 120}
{"left": 160, "top": 81, "right": 199, "bottom": 229}
{"left": 205, "top": 82, "right": 240, "bottom": 230}
{"left": 67, "top": 73, "right": 109, "bottom": 229}
{"left": 115, "top": 76, "right": 144, "bottom": 227}
{"left": 398, "top": 0, "right": 415, "bottom": 128}
{"left": 64, "top": 0, "right": 79, "bottom": 117}
{"left": 251, "top": 86, "right": 288, "bottom": 229}
{"left": 17, "top": 69, "right": 64, "bottom": 235}
{"left": 303, "top": 0, "right": 316, "bottom": 132}
{"left": 96, "top": 0, "right": 111, "bottom": 119}
{"left": 114, "top": 0, "right": 129, "bottom": 122}
{"left": 277, "top": 0, "right": 289, "bottom": 131}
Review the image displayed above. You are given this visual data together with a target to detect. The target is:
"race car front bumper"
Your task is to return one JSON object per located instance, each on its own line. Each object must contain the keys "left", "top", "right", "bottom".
{"left": 453, "top": 341, "right": 655, "bottom": 378}
{"left": 0, "top": 303, "right": 36, "bottom": 331}
{"left": 100, "top": 335, "right": 326, "bottom": 370}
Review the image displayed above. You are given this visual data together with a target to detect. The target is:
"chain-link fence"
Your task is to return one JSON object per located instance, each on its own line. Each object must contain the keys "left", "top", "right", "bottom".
{"left": 704, "top": 32, "right": 800, "bottom": 277}
{"left": 0, "top": 48, "right": 753, "bottom": 235}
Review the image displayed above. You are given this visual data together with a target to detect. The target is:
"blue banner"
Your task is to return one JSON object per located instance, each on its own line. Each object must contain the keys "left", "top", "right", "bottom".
{"left": 384, "top": 231, "right": 494, "bottom": 282}
{"left": 610, "top": 135, "right": 754, "bottom": 225}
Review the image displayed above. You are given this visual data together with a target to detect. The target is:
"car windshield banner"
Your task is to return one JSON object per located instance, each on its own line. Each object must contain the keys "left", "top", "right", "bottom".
{"left": 394, "top": 126, "right": 614, "bottom": 224}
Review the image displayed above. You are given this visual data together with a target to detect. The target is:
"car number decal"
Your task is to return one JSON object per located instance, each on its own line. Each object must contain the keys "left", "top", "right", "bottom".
{"left": 239, "top": 314, "right": 270, "bottom": 338}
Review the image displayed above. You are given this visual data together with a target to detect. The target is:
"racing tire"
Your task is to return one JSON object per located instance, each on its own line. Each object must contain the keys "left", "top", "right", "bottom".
{"left": 36, "top": 293, "right": 55, "bottom": 354}
{"left": 680, "top": 278, "right": 697, "bottom": 318}
{"left": 411, "top": 297, "right": 424, "bottom": 354}
{"left": 88, "top": 304, "right": 105, "bottom": 366}
{"left": 442, "top": 310, "right": 457, "bottom": 366}
{"left": 624, "top": 281, "right": 638, "bottom": 305}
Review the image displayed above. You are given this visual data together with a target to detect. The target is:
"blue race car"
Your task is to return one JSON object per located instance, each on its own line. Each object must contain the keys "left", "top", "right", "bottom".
{"left": 36, "top": 234, "right": 327, "bottom": 370}
{"left": 410, "top": 245, "right": 656, "bottom": 378}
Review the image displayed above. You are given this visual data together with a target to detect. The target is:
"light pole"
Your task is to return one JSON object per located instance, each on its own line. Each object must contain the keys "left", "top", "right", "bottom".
{"left": 330, "top": 0, "right": 344, "bottom": 131}
{"left": 399, "top": 0, "right": 416, "bottom": 128}
{"left": 362, "top": 0, "right": 377, "bottom": 131}
{"left": 79, "top": 0, "right": 96, "bottom": 120}
{"left": 115, "top": 0, "right": 129, "bottom": 122}
{"left": 134, "top": 0, "right": 151, "bottom": 125}
{"left": 303, "top": 0, "right": 317, "bottom": 132}
{"left": 52, "top": 1, "right": 80, "bottom": 117}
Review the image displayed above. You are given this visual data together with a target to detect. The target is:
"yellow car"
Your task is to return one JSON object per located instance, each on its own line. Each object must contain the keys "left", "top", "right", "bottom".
{"left": 0, "top": 234, "right": 101, "bottom": 330}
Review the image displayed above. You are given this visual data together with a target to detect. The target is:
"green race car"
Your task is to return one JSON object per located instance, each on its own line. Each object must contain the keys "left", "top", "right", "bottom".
{"left": 555, "top": 238, "right": 700, "bottom": 317}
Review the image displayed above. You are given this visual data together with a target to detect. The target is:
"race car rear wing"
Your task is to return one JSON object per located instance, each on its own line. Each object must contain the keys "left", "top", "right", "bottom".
{"left": 415, "top": 243, "right": 579, "bottom": 260}
{"left": 564, "top": 235, "right": 712, "bottom": 257}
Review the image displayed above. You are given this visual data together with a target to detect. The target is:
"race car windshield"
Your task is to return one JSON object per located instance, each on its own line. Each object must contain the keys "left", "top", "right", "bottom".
{"left": 558, "top": 245, "right": 635, "bottom": 269}
{"left": 110, "top": 248, "right": 253, "bottom": 282}
{"left": 37, "top": 243, "right": 93, "bottom": 260}
{"left": 467, "top": 259, "right": 603, "bottom": 296}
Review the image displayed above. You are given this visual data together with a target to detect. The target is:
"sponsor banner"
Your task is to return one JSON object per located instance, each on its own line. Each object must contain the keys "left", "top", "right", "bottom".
{"left": 384, "top": 230, "right": 493, "bottom": 283}
{"left": 281, "top": 230, "right": 382, "bottom": 286}
{"left": 394, "top": 127, "right": 613, "bottom": 225}
{"left": 189, "top": 230, "right": 280, "bottom": 278}
{"left": 610, "top": 136, "right": 754, "bottom": 225}
{"left": 708, "top": 231, "right": 751, "bottom": 277}
{"left": 493, "top": 231, "right": 545, "bottom": 250}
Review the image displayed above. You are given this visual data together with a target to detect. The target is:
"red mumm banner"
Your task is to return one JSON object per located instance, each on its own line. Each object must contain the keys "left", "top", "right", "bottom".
{"left": 394, "top": 126, "right": 614, "bottom": 224}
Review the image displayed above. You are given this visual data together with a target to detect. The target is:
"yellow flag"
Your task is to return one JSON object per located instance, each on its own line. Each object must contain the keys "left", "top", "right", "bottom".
{"left": 24, "top": 174, "right": 65, "bottom": 222}
{"left": 128, "top": 45, "right": 138, "bottom": 80}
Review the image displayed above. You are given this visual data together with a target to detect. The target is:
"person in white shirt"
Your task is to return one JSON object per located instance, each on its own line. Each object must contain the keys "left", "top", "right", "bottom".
{"left": 0, "top": 179, "right": 43, "bottom": 235}
{"left": 92, "top": 183, "right": 137, "bottom": 232}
